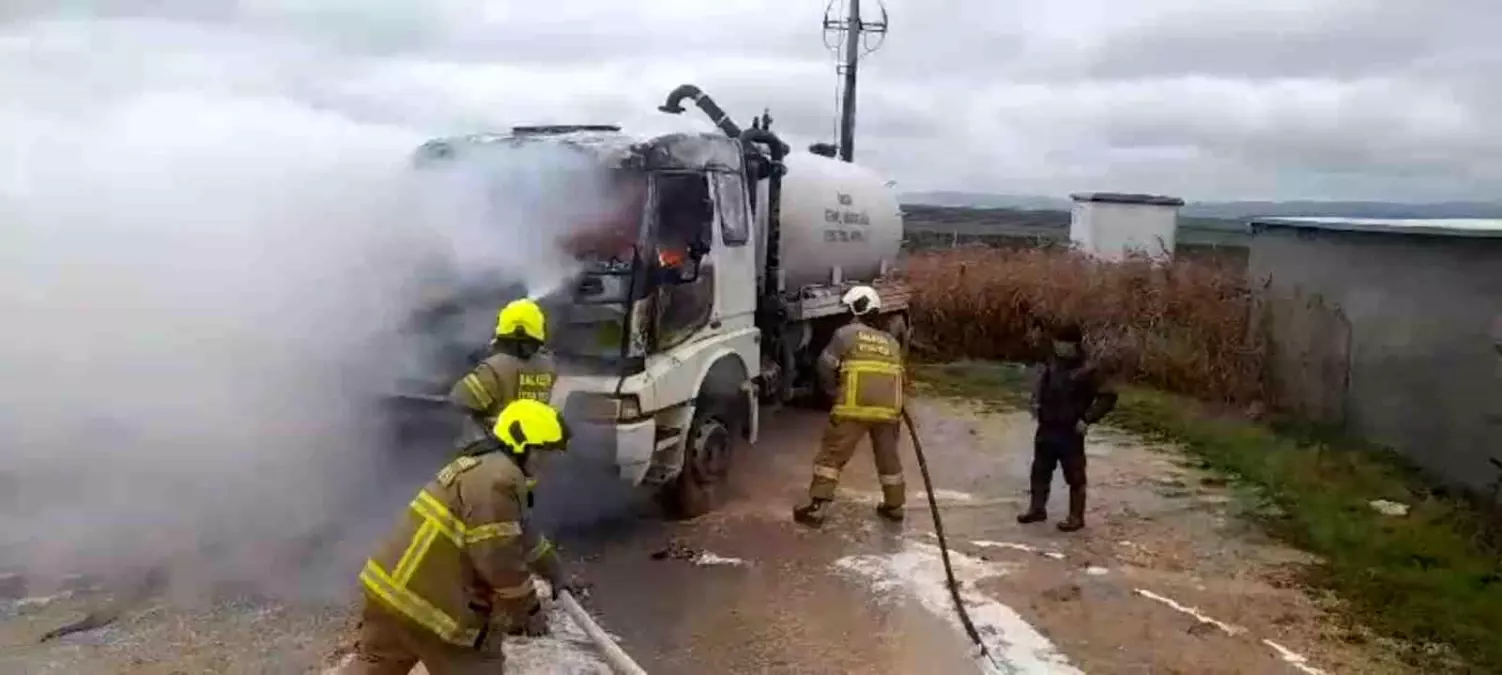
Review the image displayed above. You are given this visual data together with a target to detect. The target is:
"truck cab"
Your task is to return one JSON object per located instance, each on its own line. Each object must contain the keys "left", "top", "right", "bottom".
{"left": 394, "top": 92, "right": 908, "bottom": 517}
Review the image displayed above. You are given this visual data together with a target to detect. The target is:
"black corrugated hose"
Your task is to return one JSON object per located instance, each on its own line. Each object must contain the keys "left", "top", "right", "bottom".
{"left": 901, "top": 406, "right": 1002, "bottom": 670}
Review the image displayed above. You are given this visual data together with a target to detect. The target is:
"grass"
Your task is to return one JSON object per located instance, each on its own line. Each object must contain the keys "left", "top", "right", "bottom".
{"left": 913, "top": 361, "right": 1502, "bottom": 674}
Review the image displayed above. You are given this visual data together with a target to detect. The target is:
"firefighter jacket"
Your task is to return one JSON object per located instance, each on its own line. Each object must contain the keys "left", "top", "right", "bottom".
{"left": 359, "top": 452, "right": 561, "bottom": 647}
{"left": 449, "top": 351, "right": 557, "bottom": 451}
{"left": 818, "top": 321, "right": 906, "bottom": 422}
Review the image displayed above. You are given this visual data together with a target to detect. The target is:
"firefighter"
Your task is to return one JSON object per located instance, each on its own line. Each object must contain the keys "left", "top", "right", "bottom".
{"left": 794, "top": 285, "right": 907, "bottom": 528}
{"left": 351, "top": 398, "right": 577, "bottom": 675}
{"left": 449, "top": 298, "right": 557, "bottom": 454}
{"left": 1017, "top": 323, "right": 1118, "bottom": 532}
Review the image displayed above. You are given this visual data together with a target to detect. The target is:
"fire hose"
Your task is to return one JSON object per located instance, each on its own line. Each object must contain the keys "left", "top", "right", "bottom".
{"left": 901, "top": 406, "right": 1002, "bottom": 671}
{"left": 555, "top": 589, "right": 649, "bottom": 675}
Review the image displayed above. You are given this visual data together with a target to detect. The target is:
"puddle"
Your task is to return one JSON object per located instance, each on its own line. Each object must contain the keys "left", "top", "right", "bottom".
{"left": 691, "top": 552, "right": 750, "bottom": 567}
{"left": 834, "top": 540, "right": 1083, "bottom": 675}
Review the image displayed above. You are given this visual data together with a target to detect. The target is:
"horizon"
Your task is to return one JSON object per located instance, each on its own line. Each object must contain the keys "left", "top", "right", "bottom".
{"left": 898, "top": 189, "right": 1502, "bottom": 207}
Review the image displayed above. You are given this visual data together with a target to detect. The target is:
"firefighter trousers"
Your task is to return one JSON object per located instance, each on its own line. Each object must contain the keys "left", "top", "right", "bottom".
{"left": 349, "top": 600, "right": 506, "bottom": 675}
{"left": 808, "top": 417, "right": 904, "bottom": 507}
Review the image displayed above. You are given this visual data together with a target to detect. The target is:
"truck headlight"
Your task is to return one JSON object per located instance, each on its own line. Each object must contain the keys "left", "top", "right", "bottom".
{"left": 573, "top": 392, "right": 643, "bottom": 422}
{"left": 614, "top": 394, "right": 642, "bottom": 420}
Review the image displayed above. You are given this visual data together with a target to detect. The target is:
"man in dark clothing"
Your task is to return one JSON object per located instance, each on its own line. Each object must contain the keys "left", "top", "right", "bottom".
{"left": 1018, "top": 323, "right": 1118, "bottom": 532}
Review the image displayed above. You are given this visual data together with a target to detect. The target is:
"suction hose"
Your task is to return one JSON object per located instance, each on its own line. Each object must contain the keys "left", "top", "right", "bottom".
{"left": 554, "top": 590, "right": 649, "bottom": 675}
{"left": 901, "top": 407, "right": 1002, "bottom": 670}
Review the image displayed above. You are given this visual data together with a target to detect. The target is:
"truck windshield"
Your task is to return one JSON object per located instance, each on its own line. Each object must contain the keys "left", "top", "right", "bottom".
{"left": 548, "top": 301, "right": 631, "bottom": 362}
{"left": 559, "top": 170, "right": 647, "bottom": 272}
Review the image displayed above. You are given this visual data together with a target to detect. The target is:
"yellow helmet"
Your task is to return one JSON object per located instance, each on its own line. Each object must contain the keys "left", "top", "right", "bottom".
{"left": 495, "top": 298, "right": 546, "bottom": 342}
{"left": 492, "top": 399, "right": 570, "bottom": 455}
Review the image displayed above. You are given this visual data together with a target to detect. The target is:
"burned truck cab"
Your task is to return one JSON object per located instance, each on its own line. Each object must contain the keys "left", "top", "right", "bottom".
{"left": 404, "top": 126, "right": 762, "bottom": 507}
{"left": 540, "top": 129, "right": 763, "bottom": 502}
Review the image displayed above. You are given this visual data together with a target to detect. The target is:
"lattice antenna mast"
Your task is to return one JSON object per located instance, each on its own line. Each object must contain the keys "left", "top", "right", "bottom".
{"left": 822, "top": 0, "right": 888, "bottom": 162}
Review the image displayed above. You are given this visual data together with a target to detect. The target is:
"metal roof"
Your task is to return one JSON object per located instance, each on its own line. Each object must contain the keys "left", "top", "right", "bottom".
{"left": 412, "top": 129, "right": 744, "bottom": 172}
{"left": 1070, "top": 192, "right": 1185, "bottom": 207}
{"left": 1250, "top": 217, "right": 1502, "bottom": 239}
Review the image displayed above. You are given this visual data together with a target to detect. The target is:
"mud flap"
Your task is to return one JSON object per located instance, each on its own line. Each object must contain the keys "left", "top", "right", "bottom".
{"left": 742, "top": 381, "right": 759, "bottom": 445}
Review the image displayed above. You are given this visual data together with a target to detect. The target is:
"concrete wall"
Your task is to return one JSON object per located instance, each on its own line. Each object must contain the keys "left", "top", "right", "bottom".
{"left": 1069, "top": 201, "right": 1179, "bottom": 261}
{"left": 1248, "top": 227, "right": 1502, "bottom": 492}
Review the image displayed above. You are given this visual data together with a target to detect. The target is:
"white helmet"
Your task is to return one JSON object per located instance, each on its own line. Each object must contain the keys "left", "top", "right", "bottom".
{"left": 840, "top": 285, "right": 880, "bottom": 316}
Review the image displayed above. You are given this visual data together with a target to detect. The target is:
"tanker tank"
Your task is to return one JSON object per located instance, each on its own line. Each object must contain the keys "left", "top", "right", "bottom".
{"left": 762, "top": 151, "right": 904, "bottom": 290}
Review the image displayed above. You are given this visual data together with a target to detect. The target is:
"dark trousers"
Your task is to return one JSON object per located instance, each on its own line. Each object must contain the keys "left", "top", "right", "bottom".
{"left": 1029, "top": 428, "right": 1087, "bottom": 505}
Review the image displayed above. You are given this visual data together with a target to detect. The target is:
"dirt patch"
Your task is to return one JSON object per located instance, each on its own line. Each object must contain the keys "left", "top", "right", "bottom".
{"left": 913, "top": 397, "right": 1410, "bottom": 675}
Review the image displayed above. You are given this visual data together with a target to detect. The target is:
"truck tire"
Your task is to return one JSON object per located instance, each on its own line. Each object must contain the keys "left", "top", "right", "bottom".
{"left": 660, "top": 401, "right": 736, "bottom": 519}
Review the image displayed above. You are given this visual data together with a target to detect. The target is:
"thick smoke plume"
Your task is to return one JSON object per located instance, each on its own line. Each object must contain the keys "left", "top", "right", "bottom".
{"left": 0, "top": 8, "right": 628, "bottom": 600}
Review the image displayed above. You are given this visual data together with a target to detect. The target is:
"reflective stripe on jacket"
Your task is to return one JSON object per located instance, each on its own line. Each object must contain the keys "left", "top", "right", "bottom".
{"left": 821, "top": 322, "right": 905, "bottom": 422}
{"left": 449, "top": 351, "right": 557, "bottom": 450}
{"left": 359, "top": 453, "right": 549, "bottom": 646}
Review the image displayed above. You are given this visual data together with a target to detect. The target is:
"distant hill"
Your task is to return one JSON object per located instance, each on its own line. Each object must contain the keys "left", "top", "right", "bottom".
{"left": 900, "top": 191, "right": 1073, "bottom": 211}
{"left": 898, "top": 203, "right": 1249, "bottom": 248}
{"left": 899, "top": 191, "right": 1502, "bottom": 220}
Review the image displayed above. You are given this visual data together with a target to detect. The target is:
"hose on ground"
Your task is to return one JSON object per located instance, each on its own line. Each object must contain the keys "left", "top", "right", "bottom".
{"left": 556, "top": 589, "right": 649, "bottom": 675}
{"left": 901, "top": 406, "right": 1000, "bottom": 669}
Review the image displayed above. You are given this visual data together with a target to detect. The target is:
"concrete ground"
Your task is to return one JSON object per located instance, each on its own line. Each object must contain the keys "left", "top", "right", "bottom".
{"left": 0, "top": 396, "right": 1407, "bottom": 674}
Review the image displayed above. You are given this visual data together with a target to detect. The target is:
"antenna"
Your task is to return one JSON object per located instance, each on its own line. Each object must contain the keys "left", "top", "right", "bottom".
{"left": 823, "top": 0, "right": 889, "bottom": 163}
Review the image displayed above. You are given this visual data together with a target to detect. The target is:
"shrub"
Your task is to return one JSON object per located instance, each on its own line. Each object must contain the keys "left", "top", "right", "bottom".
{"left": 904, "top": 247, "right": 1265, "bottom": 403}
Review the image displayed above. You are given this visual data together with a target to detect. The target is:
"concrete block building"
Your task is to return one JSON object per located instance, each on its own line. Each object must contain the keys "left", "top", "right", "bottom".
{"left": 1069, "top": 192, "right": 1185, "bottom": 261}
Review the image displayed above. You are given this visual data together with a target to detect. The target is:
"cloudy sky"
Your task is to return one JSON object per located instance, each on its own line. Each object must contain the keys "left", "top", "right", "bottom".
{"left": 4, "top": 0, "right": 1500, "bottom": 201}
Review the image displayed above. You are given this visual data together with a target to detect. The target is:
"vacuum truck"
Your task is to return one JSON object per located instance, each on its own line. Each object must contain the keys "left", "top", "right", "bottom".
{"left": 394, "top": 85, "right": 910, "bottom": 516}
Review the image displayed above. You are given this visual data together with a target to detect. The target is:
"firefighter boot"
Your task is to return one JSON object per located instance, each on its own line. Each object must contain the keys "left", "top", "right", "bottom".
{"left": 1016, "top": 478, "right": 1049, "bottom": 524}
{"left": 1057, "top": 486, "right": 1087, "bottom": 532}
{"left": 794, "top": 498, "right": 831, "bottom": 528}
{"left": 876, "top": 503, "right": 905, "bottom": 523}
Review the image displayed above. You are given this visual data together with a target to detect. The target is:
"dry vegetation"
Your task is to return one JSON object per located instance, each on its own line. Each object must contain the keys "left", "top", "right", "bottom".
{"left": 904, "top": 247, "right": 1265, "bottom": 404}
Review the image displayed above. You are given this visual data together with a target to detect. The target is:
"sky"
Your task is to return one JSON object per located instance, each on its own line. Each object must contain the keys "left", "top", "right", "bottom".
{"left": 5, "top": 0, "right": 1499, "bottom": 202}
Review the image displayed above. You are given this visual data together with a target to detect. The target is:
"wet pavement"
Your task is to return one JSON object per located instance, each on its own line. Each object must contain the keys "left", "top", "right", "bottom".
{"left": 559, "top": 409, "right": 986, "bottom": 675}
{"left": 0, "top": 396, "right": 1410, "bottom": 674}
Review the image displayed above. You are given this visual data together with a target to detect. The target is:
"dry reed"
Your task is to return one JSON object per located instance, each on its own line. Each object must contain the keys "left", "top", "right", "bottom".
{"left": 904, "top": 247, "right": 1265, "bottom": 403}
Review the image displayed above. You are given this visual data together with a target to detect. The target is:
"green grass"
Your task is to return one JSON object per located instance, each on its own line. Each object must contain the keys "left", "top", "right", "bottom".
{"left": 914, "top": 361, "right": 1502, "bottom": 673}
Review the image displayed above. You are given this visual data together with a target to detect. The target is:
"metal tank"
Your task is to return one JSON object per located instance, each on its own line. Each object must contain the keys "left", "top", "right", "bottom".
{"left": 755, "top": 151, "right": 904, "bottom": 290}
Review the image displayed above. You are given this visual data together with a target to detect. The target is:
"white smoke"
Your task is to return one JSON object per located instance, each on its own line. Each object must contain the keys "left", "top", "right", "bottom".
{"left": 0, "top": 8, "right": 628, "bottom": 598}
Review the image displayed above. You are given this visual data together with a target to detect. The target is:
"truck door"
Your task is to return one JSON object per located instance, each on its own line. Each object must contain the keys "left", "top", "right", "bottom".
{"left": 709, "top": 171, "right": 756, "bottom": 332}
{"left": 651, "top": 173, "right": 716, "bottom": 350}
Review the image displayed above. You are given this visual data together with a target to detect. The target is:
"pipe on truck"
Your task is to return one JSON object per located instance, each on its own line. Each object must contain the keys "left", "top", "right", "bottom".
{"left": 659, "top": 85, "right": 743, "bottom": 139}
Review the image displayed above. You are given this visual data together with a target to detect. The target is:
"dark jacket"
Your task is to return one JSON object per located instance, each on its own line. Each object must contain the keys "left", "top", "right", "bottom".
{"left": 1030, "top": 356, "right": 1118, "bottom": 436}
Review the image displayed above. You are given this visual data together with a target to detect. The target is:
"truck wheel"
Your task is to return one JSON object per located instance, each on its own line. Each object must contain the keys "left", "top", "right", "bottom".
{"left": 660, "top": 405, "right": 735, "bottom": 519}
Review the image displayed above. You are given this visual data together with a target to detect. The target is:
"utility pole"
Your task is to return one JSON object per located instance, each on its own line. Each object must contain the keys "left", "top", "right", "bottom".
{"left": 823, "top": 0, "right": 888, "bottom": 163}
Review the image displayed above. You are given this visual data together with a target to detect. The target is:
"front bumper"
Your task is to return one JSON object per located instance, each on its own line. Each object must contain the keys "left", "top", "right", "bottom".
{"left": 573, "top": 417, "right": 657, "bottom": 486}
{"left": 560, "top": 387, "right": 662, "bottom": 487}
